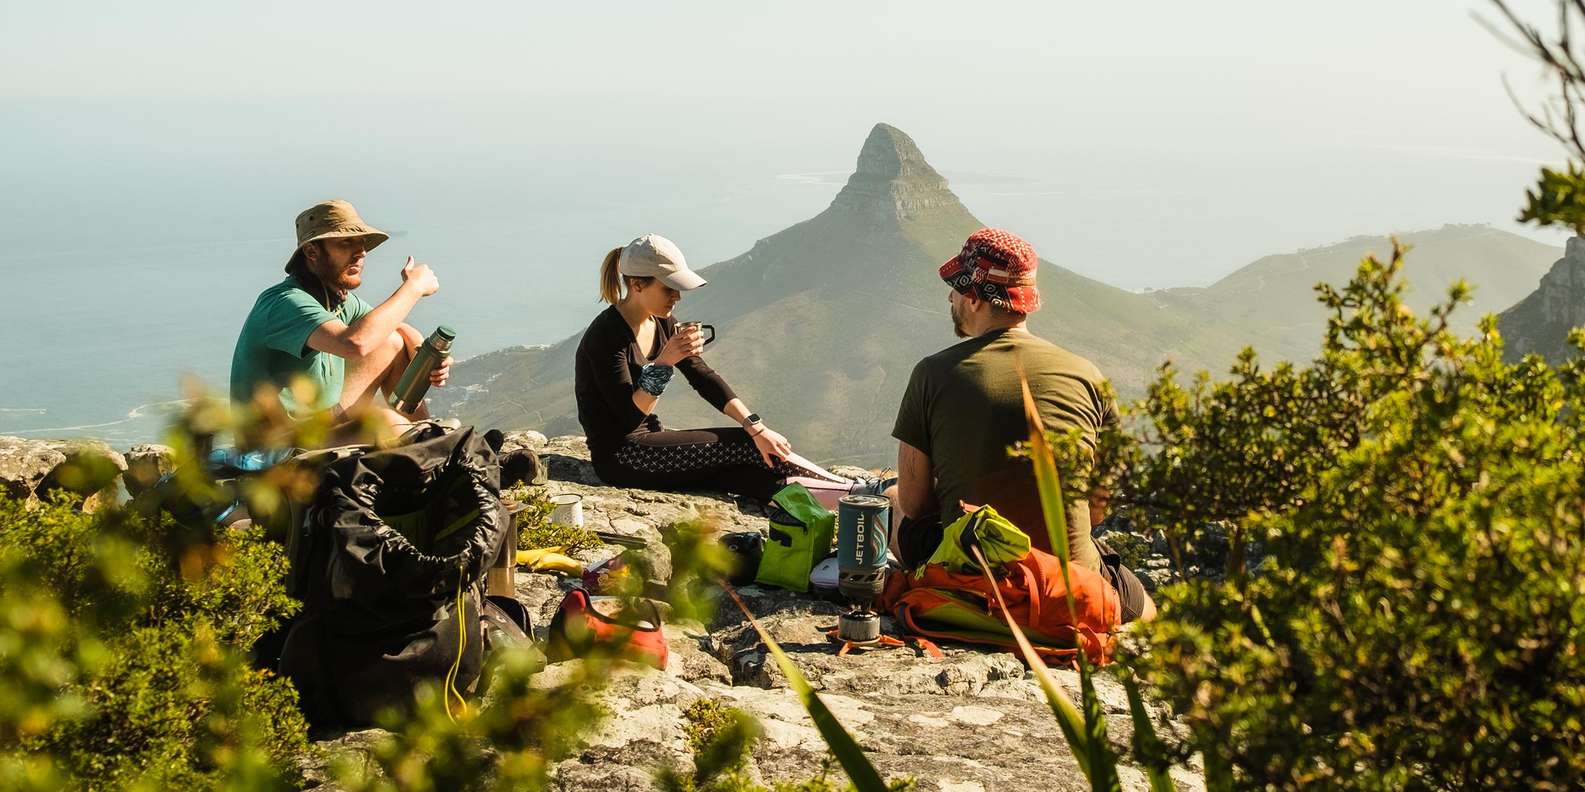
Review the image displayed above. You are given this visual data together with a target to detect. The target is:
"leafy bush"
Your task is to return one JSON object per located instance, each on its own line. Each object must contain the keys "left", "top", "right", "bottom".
{"left": 333, "top": 647, "right": 607, "bottom": 792}
{"left": 0, "top": 494, "right": 306, "bottom": 789}
{"left": 1107, "top": 246, "right": 1585, "bottom": 788}
{"left": 682, "top": 699, "right": 755, "bottom": 756}
{"left": 507, "top": 486, "right": 599, "bottom": 553}
{"left": 656, "top": 699, "right": 762, "bottom": 792}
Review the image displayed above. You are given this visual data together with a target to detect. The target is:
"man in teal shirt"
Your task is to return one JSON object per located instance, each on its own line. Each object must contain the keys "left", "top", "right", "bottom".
{"left": 231, "top": 199, "right": 450, "bottom": 436}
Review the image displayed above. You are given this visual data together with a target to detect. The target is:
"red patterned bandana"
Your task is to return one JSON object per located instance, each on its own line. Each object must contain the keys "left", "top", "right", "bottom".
{"left": 938, "top": 227, "right": 1042, "bottom": 314}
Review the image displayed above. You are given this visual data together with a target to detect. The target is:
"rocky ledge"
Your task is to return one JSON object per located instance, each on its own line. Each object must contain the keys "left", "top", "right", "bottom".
{"left": 312, "top": 433, "right": 1201, "bottom": 792}
{"left": 0, "top": 432, "right": 1198, "bottom": 790}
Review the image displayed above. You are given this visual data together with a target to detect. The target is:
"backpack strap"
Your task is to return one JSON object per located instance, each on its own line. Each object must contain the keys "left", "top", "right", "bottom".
{"left": 893, "top": 599, "right": 1077, "bottom": 665}
{"left": 1017, "top": 559, "right": 1041, "bottom": 632}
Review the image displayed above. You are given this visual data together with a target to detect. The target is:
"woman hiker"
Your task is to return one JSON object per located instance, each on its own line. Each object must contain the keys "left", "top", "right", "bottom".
{"left": 573, "top": 234, "right": 884, "bottom": 506}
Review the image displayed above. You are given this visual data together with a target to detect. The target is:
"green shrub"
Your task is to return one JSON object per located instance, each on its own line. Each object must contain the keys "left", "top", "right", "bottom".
{"left": 331, "top": 650, "right": 606, "bottom": 792}
{"left": 682, "top": 699, "right": 753, "bottom": 756}
{"left": 507, "top": 486, "right": 599, "bottom": 552}
{"left": 0, "top": 495, "right": 306, "bottom": 789}
{"left": 656, "top": 699, "right": 760, "bottom": 792}
{"left": 1109, "top": 246, "right": 1585, "bottom": 788}
{"left": 1095, "top": 524, "right": 1154, "bottom": 571}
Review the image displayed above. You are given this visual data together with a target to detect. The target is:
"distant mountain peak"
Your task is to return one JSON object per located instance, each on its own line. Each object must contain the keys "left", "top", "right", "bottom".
{"left": 830, "top": 123, "right": 968, "bottom": 222}
{"left": 1568, "top": 235, "right": 1585, "bottom": 260}
{"left": 852, "top": 123, "right": 945, "bottom": 185}
{"left": 1498, "top": 234, "right": 1585, "bottom": 362}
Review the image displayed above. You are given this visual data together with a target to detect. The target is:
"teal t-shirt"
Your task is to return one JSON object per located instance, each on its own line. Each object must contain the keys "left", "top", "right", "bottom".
{"left": 229, "top": 278, "right": 374, "bottom": 417}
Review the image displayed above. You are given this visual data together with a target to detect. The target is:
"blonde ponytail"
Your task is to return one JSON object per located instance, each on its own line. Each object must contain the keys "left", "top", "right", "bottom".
{"left": 598, "top": 247, "right": 623, "bottom": 304}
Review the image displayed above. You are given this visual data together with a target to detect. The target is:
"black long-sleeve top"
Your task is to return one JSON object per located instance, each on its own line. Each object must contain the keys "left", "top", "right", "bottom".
{"left": 574, "top": 306, "right": 738, "bottom": 459}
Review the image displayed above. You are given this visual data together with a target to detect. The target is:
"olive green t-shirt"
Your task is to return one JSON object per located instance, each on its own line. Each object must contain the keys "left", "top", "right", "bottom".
{"left": 891, "top": 327, "right": 1119, "bottom": 569}
{"left": 229, "top": 278, "right": 373, "bottom": 417}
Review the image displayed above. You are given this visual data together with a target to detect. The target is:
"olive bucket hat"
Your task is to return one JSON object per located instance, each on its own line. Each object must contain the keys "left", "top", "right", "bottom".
{"left": 284, "top": 199, "right": 391, "bottom": 271}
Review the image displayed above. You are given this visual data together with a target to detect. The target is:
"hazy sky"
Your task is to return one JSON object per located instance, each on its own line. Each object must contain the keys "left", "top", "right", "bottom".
{"left": 1, "top": 0, "right": 1577, "bottom": 290}
{"left": 1, "top": 1, "right": 1560, "bottom": 140}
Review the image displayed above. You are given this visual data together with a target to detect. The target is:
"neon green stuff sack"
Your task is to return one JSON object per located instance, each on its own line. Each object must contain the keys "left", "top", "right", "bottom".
{"left": 753, "top": 483, "right": 835, "bottom": 592}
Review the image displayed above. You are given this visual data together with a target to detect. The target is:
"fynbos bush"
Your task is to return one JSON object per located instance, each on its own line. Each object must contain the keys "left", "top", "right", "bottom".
{"left": 1110, "top": 247, "right": 1585, "bottom": 788}
{"left": 0, "top": 495, "right": 306, "bottom": 789}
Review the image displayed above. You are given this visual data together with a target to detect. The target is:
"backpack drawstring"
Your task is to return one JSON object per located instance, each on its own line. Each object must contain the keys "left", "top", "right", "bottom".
{"left": 443, "top": 560, "right": 470, "bottom": 722}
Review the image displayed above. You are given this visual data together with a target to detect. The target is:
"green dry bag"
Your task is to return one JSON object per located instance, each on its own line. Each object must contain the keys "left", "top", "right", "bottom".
{"left": 753, "top": 483, "right": 835, "bottom": 592}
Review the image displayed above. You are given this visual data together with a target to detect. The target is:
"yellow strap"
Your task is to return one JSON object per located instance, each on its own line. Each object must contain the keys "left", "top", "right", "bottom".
{"left": 443, "top": 566, "right": 470, "bottom": 722}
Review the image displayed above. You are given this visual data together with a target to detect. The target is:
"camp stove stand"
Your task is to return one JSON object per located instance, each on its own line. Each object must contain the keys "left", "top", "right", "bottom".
{"left": 825, "top": 607, "right": 943, "bottom": 658}
{"left": 838, "top": 607, "right": 882, "bottom": 644}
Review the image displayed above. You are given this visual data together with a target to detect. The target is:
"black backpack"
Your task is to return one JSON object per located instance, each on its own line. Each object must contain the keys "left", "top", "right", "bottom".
{"left": 278, "top": 425, "right": 520, "bottom": 727}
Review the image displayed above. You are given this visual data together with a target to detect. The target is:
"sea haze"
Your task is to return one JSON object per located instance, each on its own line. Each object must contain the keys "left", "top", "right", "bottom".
{"left": 0, "top": 98, "right": 1564, "bottom": 444}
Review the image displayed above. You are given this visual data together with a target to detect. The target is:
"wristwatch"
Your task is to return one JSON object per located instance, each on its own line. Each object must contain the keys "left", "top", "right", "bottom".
{"left": 744, "top": 413, "right": 763, "bottom": 434}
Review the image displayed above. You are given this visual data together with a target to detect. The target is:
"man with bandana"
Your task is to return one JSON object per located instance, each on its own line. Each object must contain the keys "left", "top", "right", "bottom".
{"left": 889, "top": 228, "right": 1154, "bottom": 622}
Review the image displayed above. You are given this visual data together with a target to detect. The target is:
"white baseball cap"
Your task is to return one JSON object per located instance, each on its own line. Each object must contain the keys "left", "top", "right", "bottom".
{"left": 618, "top": 234, "right": 707, "bottom": 291}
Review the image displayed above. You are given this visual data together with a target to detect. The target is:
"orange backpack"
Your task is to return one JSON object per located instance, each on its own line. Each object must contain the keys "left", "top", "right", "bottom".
{"left": 880, "top": 508, "right": 1122, "bottom": 666}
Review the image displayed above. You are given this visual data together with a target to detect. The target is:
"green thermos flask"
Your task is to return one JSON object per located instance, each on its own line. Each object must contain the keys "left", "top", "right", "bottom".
{"left": 390, "top": 326, "right": 455, "bottom": 414}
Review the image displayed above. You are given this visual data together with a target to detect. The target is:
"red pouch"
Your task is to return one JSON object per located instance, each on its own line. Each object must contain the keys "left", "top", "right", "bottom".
{"left": 545, "top": 588, "right": 668, "bottom": 670}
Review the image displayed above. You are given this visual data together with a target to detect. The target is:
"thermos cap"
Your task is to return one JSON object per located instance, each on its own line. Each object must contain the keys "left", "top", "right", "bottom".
{"left": 433, "top": 325, "right": 456, "bottom": 341}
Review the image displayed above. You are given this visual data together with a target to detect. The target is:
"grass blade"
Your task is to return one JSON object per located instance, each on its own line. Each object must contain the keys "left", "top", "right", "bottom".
{"left": 967, "top": 544, "right": 1092, "bottom": 778}
{"left": 1016, "top": 362, "right": 1073, "bottom": 567}
{"left": 1078, "top": 656, "right": 1121, "bottom": 792}
{"left": 724, "top": 585, "right": 889, "bottom": 792}
{"left": 991, "top": 362, "right": 1129, "bottom": 791}
{"left": 1122, "top": 673, "right": 1176, "bottom": 792}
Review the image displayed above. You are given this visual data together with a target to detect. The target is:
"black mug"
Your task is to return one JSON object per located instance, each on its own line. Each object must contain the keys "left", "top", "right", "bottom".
{"left": 678, "top": 321, "right": 716, "bottom": 346}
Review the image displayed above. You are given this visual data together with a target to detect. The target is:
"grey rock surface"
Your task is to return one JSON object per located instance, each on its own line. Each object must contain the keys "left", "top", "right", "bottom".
{"left": 1500, "top": 235, "right": 1585, "bottom": 363}
{"left": 496, "top": 429, "right": 550, "bottom": 488}
{"left": 123, "top": 443, "right": 176, "bottom": 496}
{"left": 304, "top": 436, "right": 1198, "bottom": 791}
{"left": 0, "top": 435, "right": 67, "bottom": 501}
{"left": 0, "top": 435, "right": 127, "bottom": 503}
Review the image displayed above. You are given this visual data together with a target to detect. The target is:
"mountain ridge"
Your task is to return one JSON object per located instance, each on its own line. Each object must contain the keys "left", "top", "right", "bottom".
{"left": 437, "top": 123, "right": 1250, "bottom": 463}
{"left": 1153, "top": 223, "right": 1558, "bottom": 361}
{"left": 434, "top": 124, "right": 1560, "bottom": 465}
{"left": 1498, "top": 235, "right": 1585, "bottom": 362}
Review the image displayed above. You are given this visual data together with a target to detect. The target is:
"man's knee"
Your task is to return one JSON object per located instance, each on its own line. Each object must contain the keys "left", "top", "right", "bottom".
{"left": 1136, "top": 591, "right": 1158, "bottom": 622}
{"left": 395, "top": 323, "right": 422, "bottom": 352}
{"left": 344, "top": 329, "right": 405, "bottom": 368}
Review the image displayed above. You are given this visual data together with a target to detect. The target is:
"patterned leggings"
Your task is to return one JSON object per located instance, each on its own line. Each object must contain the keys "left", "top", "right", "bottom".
{"left": 595, "top": 427, "right": 804, "bottom": 501}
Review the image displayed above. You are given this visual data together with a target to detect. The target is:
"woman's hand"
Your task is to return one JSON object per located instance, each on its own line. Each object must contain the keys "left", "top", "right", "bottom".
{"left": 655, "top": 325, "right": 704, "bottom": 366}
{"left": 749, "top": 425, "right": 793, "bottom": 468}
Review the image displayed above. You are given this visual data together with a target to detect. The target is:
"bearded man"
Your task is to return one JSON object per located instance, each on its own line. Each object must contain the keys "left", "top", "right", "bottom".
{"left": 888, "top": 227, "right": 1154, "bottom": 622}
{"left": 229, "top": 199, "right": 449, "bottom": 437}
